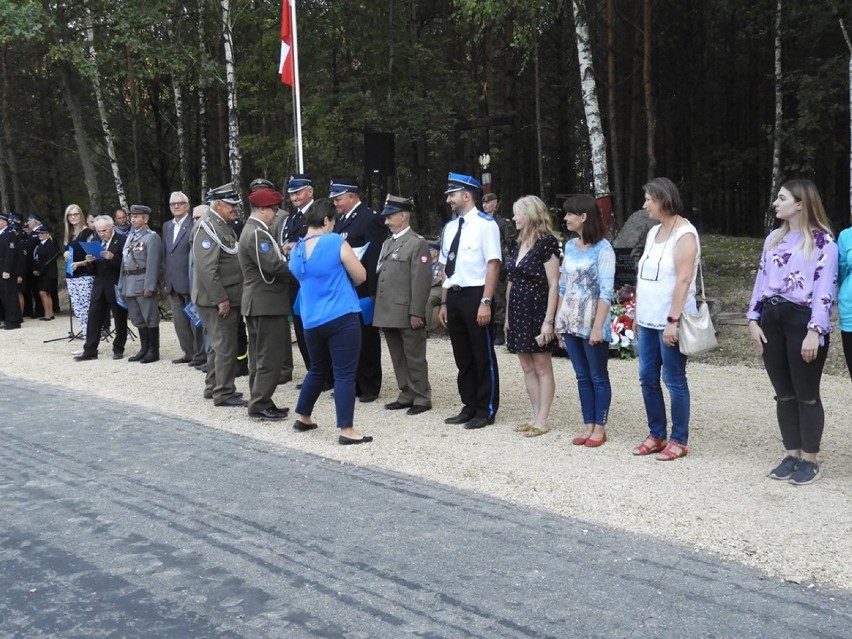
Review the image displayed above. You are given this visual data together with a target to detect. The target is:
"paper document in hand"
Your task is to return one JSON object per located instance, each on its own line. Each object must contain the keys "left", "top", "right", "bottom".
{"left": 352, "top": 242, "right": 370, "bottom": 261}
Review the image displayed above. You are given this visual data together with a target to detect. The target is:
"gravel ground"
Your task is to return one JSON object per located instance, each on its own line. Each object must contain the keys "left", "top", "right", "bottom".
{"left": 5, "top": 316, "right": 852, "bottom": 590}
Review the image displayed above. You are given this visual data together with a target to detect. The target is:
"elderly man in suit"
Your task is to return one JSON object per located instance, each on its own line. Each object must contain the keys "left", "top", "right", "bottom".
{"left": 330, "top": 177, "right": 388, "bottom": 402}
{"left": 238, "top": 187, "right": 292, "bottom": 420}
{"left": 119, "top": 204, "right": 163, "bottom": 364}
{"left": 74, "top": 215, "right": 128, "bottom": 360}
{"left": 373, "top": 195, "right": 434, "bottom": 415}
{"left": 163, "top": 190, "right": 204, "bottom": 365}
{"left": 192, "top": 183, "right": 246, "bottom": 407}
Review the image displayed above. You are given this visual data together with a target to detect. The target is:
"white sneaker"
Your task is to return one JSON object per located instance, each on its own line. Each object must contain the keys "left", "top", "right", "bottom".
{"left": 71, "top": 349, "right": 83, "bottom": 356}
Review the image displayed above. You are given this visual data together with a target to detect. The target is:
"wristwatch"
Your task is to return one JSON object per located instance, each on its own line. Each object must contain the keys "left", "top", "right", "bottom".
{"left": 666, "top": 316, "right": 680, "bottom": 325}
{"left": 481, "top": 297, "right": 492, "bottom": 306}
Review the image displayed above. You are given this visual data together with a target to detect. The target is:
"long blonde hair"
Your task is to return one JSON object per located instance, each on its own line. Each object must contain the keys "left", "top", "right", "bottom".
{"left": 769, "top": 179, "right": 833, "bottom": 257}
{"left": 63, "top": 204, "right": 85, "bottom": 245}
{"left": 513, "top": 195, "right": 554, "bottom": 247}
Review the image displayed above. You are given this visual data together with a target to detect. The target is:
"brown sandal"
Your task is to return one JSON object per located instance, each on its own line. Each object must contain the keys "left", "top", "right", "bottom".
{"left": 633, "top": 436, "right": 666, "bottom": 456}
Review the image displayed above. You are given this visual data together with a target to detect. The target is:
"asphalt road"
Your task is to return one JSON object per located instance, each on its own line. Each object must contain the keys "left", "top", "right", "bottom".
{"left": 2, "top": 374, "right": 851, "bottom": 638}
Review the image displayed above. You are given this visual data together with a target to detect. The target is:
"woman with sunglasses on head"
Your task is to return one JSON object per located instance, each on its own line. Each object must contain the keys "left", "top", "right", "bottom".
{"left": 633, "top": 177, "right": 700, "bottom": 461}
{"left": 748, "top": 179, "right": 838, "bottom": 485}
{"left": 62, "top": 204, "right": 96, "bottom": 338}
{"left": 555, "top": 195, "right": 615, "bottom": 448}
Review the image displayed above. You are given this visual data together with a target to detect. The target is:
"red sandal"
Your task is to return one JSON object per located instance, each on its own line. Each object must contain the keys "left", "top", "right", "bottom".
{"left": 633, "top": 436, "right": 666, "bottom": 456}
{"left": 655, "top": 441, "right": 688, "bottom": 461}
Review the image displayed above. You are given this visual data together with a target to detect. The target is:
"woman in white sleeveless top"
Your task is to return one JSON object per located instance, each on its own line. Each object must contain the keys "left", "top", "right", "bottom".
{"left": 633, "top": 178, "right": 700, "bottom": 461}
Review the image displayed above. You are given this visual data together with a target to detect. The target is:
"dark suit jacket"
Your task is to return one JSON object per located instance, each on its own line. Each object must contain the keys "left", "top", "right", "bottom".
{"left": 91, "top": 232, "right": 126, "bottom": 303}
{"left": 33, "top": 238, "right": 60, "bottom": 281}
{"left": 333, "top": 201, "right": 388, "bottom": 298}
{"left": 162, "top": 215, "right": 193, "bottom": 295}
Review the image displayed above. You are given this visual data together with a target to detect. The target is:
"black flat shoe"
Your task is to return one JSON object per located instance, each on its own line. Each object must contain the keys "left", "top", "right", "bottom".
{"left": 215, "top": 396, "right": 248, "bottom": 407}
{"left": 406, "top": 405, "right": 431, "bottom": 416}
{"left": 270, "top": 406, "right": 290, "bottom": 417}
{"left": 73, "top": 352, "right": 98, "bottom": 361}
{"left": 358, "top": 394, "right": 378, "bottom": 403}
{"left": 339, "top": 435, "right": 373, "bottom": 445}
{"left": 293, "top": 419, "right": 318, "bottom": 432}
{"left": 39, "top": 316, "right": 55, "bottom": 321}
{"left": 384, "top": 401, "right": 412, "bottom": 410}
{"left": 112, "top": 352, "right": 124, "bottom": 360}
{"left": 463, "top": 417, "right": 494, "bottom": 430}
{"left": 250, "top": 408, "right": 287, "bottom": 420}
{"left": 444, "top": 412, "right": 475, "bottom": 424}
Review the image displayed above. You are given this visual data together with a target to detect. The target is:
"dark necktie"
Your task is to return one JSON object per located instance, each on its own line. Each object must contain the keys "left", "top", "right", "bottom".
{"left": 443, "top": 216, "right": 464, "bottom": 278}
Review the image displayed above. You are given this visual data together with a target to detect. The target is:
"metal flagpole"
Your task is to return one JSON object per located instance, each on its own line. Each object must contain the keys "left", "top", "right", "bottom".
{"left": 291, "top": 0, "right": 304, "bottom": 172}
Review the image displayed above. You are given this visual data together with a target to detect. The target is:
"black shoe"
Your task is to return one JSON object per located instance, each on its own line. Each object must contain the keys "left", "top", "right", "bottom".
{"left": 214, "top": 396, "right": 249, "bottom": 407}
{"left": 339, "top": 435, "right": 373, "bottom": 445}
{"left": 4, "top": 324, "right": 21, "bottom": 330}
{"left": 406, "top": 405, "right": 432, "bottom": 416}
{"left": 444, "top": 412, "right": 475, "bottom": 424}
{"left": 270, "top": 406, "right": 290, "bottom": 417}
{"left": 112, "top": 351, "right": 124, "bottom": 360}
{"left": 236, "top": 360, "right": 249, "bottom": 377}
{"left": 250, "top": 408, "right": 287, "bottom": 420}
{"left": 493, "top": 335, "right": 505, "bottom": 346}
{"left": 171, "top": 356, "right": 192, "bottom": 364}
{"left": 293, "top": 419, "right": 318, "bottom": 432}
{"left": 188, "top": 359, "right": 206, "bottom": 367}
{"left": 74, "top": 351, "right": 98, "bottom": 361}
{"left": 205, "top": 390, "right": 242, "bottom": 400}
{"left": 197, "top": 364, "right": 209, "bottom": 373}
{"left": 321, "top": 381, "right": 334, "bottom": 392}
{"left": 385, "top": 401, "right": 411, "bottom": 410}
{"left": 295, "top": 382, "right": 303, "bottom": 390}
{"left": 359, "top": 394, "right": 379, "bottom": 403}
{"left": 39, "top": 316, "right": 55, "bottom": 321}
{"left": 464, "top": 417, "right": 494, "bottom": 430}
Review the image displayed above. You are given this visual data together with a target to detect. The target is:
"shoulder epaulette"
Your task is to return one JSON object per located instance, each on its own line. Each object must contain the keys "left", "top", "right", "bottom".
{"left": 478, "top": 211, "right": 496, "bottom": 221}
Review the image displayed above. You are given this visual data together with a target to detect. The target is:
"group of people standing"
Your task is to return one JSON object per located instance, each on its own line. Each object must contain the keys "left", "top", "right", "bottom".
{"left": 7, "top": 172, "right": 849, "bottom": 478}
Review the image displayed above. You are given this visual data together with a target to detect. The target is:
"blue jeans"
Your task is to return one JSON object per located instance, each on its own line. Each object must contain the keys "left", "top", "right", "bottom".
{"left": 562, "top": 334, "right": 611, "bottom": 425}
{"left": 638, "top": 326, "right": 690, "bottom": 445}
{"left": 297, "top": 313, "right": 362, "bottom": 428}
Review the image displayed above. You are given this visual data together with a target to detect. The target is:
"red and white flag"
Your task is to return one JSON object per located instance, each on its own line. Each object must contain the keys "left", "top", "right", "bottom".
{"left": 279, "top": 0, "right": 294, "bottom": 86}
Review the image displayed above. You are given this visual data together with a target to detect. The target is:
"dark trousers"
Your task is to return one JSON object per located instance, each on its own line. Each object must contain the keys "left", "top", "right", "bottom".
{"left": 83, "top": 286, "right": 128, "bottom": 355}
{"left": 357, "top": 315, "right": 382, "bottom": 397}
{"left": 0, "top": 278, "right": 22, "bottom": 326}
{"left": 296, "top": 313, "right": 361, "bottom": 428}
{"left": 247, "top": 314, "right": 288, "bottom": 413}
{"left": 760, "top": 298, "right": 828, "bottom": 454}
{"left": 446, "top": 286, "right": 500, "bottom": 420}
{"left": 843, "top": 331, "right": 852, "bottom": 383}
{"left": 291, "top": 281, "right": 311, "bottom": 370}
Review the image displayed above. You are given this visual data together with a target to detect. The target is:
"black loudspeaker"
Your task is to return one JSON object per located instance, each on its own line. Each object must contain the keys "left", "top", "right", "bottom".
{"left": 364, "top": 132, "right": 394, "bottom": 175}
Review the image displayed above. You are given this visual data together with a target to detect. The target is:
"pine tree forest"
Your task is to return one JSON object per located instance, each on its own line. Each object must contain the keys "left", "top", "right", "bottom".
{"left": 1, "top": 0, "right": 851, "bottom": 237}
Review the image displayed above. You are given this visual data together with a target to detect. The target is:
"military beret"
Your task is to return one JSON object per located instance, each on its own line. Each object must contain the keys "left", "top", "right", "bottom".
{"left": 287, "top": 173, "right": 312, "bottom": 193}
{"left": 130, "top": 205, "right": 151, "bottom": 216}
{"left": 444, "top": 172, "right": 483, "bottom": 194}
{"left": 482, "top": 193, "right": 499, "bottom": 203}
{"left": 249, "top": 178, "right": 275, "bottom": 192}
{"left": 206, "top": 182, "right": 241, "bottom": 204}
{"left": 381, "top": 194, "right": 414, "bottom": 216}
{"left": 248, "top": 188, "right": 284, "bottom": 208}
{"left": 329, "top": 177, "right": 359, "bottom": 198}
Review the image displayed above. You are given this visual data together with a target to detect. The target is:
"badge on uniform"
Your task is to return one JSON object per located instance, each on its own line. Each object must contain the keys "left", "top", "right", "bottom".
{"left": 448, "top": 252, "right": 455, "bottom": 261}
{"left": 260, "top": 242, "right": 270, "bottom": 252}
{"left": 341, "top": 232, "right": 349, "bottom": 240}
{"left": 420, "top": 254, "right": 429, "bottom": 264}
{"left": 201, "top": 239, "right": 212, "bottom": 249}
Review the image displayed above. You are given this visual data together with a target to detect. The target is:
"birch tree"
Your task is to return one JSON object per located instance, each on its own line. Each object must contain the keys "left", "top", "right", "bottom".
{"left": 841, "top": 18, "right": 852, "bottom": 221}
{"left": 220, "top": 0, "right": 242, "bottom": 195}
{"left": 83, "top": 9, "right": 127, "bottom": 211}
{"left": 571, "top": 0, "right": 610, "bottom": 196}
{"left": 197, "top": 0, "right": 209, "bottom": 200}
{"left": 767, "top": 0, "right": 783, "bottom": 233}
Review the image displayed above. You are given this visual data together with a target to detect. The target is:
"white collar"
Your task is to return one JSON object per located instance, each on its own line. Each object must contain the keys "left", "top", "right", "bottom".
{"left": 392, "top": 226, "right": 411, "bottom": 240}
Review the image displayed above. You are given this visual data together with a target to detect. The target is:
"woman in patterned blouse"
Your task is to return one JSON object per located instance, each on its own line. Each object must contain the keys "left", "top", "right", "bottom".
{"left": 747, "top": 179, "right": 838, "bottom": 486}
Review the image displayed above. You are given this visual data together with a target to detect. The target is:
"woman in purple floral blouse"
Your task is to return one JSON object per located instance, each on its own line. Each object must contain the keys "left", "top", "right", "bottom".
{"left": 747, "top": 179, "right": 838, "bottom": 486}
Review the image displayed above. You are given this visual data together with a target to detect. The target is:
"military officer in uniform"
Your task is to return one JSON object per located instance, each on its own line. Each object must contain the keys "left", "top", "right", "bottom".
{"left": 437, "top": 173, "right": 502, "bottom": 429}
{"left": 330, "top": 177, "right": 388, "bottom": 402}
{"left": 238, "top": 187, "right": 293, "bottom": 420}
{"left": 119, "top": 205, "right": 163, "bottom": 363}
{"left": 0, "top": 213, "right": 22, "bottom": 329}
{"left": 373, "top": 195, "right": 433, "bottom": 415}
{"left": 191, "top": 183, "right": 247, "bottom": 407}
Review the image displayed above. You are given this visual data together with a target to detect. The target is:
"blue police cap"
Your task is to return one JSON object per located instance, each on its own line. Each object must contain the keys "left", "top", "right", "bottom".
{"left": 329, "top": 177, "right": 359, "bottom": 198}
{"left": 287, "top": 173, "right": 312, "bottom": 193}
{"left": 444, "top": 172, "right": 483, "bottom": 194}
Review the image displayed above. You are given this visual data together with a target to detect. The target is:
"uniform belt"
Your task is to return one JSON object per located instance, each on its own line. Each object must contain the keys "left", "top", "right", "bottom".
{"left": 448, "top": 284, "right": 482, "bottom": 292}
{"left": 124, "top": 268, "right": 146, "bottom": 275}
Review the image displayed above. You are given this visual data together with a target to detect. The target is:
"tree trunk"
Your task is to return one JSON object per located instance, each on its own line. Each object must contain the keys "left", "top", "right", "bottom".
{"left": 841, "top": 19, "right": 852, "bottom": 223}
{"left": 767, "top": 0, "right": 783, "bottom": 233}
{"left": 572, "top": 0, "right": 610, "bottom": 196}
{"left": 220, "top": 0, "right": 242, "bottom": 196}
{"left": 534, "top": 39, "right": 545, "bottom": 199}
{"left": 57, "top": 61, "right": 101, "bottom": 214}
{"left": 0, "top": 49, "right": 22, "bottom": 214}
{"left": 642, "top": 0, "right": 656, "bottom": 180}
{"left": 84, "top": 10, "right": 127, "bottom": 211}
{"left": 0, "top": 129, "right": 9, "bottom": 215}
{"left": 126, "top": 50, "right": 142, "bottom": 203}
{"left": 606, "top": 0, "right": 624, "bottom": 225}
{"left": 172, "top": 75, "right": 190, "bottom": 194}
{"left": 197, "top": 0, "right": 209, "bottom": 200}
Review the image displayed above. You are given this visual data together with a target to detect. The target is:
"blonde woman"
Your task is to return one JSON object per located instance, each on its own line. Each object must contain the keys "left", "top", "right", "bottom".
{"left": 747, "top": 179, "right": 838, "bottom": 485}
{"left": 504, "top": 195, "right": 561, "bottom": 437}
{"left": 62, "top": 204, "right": 96, "bottom": 338}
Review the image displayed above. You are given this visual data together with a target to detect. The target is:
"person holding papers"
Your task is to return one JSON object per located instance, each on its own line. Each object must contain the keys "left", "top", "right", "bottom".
{"left": 330, "top": 177, "right": 388, "bottom": 403}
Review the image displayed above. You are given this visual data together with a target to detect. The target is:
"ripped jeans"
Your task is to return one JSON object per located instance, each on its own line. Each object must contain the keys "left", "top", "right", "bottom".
{"left": 759, "top": 298, "right": 829, "bottom": 454}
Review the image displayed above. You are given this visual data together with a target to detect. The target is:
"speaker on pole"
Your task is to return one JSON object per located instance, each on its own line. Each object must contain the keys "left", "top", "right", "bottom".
{"left": 364, "top": 132, "right": 394, "bottom": 175}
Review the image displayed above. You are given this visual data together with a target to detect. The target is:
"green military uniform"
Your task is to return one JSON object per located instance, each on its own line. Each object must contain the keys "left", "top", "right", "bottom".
{"left": 238, "top": 216, "right": 292, "bottom": 415}
{"left": 192, "top": 204, "right": 243, "bottom": 404}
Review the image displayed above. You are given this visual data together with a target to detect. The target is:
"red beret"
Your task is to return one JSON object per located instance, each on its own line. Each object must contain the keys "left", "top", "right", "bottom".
{"left": 248, "top": 188, "right": 284, "bottom": 208}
